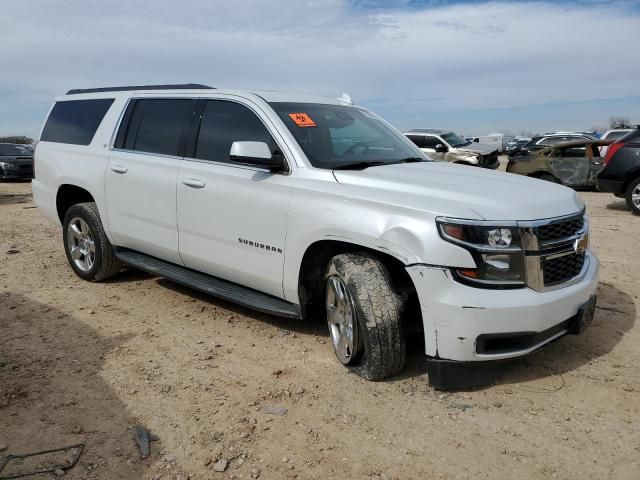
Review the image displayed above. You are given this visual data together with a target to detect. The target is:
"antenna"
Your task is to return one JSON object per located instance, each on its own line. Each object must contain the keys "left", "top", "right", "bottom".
{"left": 338, "top": 93, "right": 353, "bottom": 105}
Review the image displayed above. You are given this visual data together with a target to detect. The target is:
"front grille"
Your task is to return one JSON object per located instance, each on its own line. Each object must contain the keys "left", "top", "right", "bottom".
{"left": 19, "top": 164, "right": 32, "bottom": 171}
{"left": 535, "top": 216, "right": 584, "bottom": 242}
{"left": 542, "top": 253, "right": 585, "bottom": 286}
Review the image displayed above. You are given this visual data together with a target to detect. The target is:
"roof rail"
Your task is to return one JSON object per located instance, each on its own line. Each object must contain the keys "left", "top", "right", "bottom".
{"left": 66, "top": 84, "right": 215, "bottom": 95}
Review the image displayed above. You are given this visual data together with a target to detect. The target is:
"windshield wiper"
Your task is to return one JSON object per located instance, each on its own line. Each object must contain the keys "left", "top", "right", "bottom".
{"left": 333, "top": 158, "right": 426, "bottom": 170}
{"left": 390, "top": 157, "right": 425, "bottom": 164}
{"left": 332, "top": 161, "right": 387, "bottom": 170}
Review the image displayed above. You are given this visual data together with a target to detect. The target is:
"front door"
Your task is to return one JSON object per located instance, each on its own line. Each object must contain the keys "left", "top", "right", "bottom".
{"left": 177, "top": 99, "right": 292, "bottom": 297}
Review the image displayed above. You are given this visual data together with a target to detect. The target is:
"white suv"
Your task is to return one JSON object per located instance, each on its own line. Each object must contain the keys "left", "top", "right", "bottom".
{"left": 33, "top": 84, "right": 599, "bottom": 389}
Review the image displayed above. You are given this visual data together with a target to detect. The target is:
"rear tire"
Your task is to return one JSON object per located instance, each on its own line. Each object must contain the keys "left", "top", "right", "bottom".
{"left": 625, "top": 177, "right": 640, "bottom": 215}
{"left": 63, "top": 202, "right": 122, "bottom": 281}
{"left": 325, "top": 253, "right": 406, "bottom": 381}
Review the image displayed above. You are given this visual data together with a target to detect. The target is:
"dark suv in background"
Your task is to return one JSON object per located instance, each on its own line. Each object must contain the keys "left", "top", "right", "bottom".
{"left": 597, "top": 126, "right": 640, "bottom": 215}
{"left": 0, "top": 143, "right": 34, "bottom": 180}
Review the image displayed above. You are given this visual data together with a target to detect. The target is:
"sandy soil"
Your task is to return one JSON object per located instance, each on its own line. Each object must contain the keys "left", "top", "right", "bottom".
{"left": 1, "top": 177, "right": 638, "bottom": 480}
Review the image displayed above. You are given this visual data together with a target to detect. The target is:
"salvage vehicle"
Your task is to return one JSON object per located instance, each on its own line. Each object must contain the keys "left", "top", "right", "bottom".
{"left": 404, "top": 129, "right": 499, "bottom": 169}
{"left": 597, "top": 126, "right": 640, "bottom": 215}
{"left": 0, "top": 143, "right": 34, "bottom": 180}
{"left": 506, "top": 140, "right": 609, "bottom": 189}
{"left": 33, "top": 85, "right": 598, "bottom": 389}
{"left": 519, "top": 133, "right": 598, "bottom": 157}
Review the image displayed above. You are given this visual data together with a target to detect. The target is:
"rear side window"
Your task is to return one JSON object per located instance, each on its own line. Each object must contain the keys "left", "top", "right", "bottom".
{"left": 41, "top": 99, "right": 114, "bottom": 145}
{"left": 603, "top": 131, "right": 629, "bottom": 141}
{"left": 120, "top": 99, "right": 196, "bottom": 157}
{"left": 194, "top": 100, "right": 276, "bottom": 163}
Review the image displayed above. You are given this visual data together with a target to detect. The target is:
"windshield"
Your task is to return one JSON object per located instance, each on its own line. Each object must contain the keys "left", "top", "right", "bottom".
{"left": 441, "top": 132, "right": 470, "bottom": 147}
{"left": 270, "top": 102, "right": 428, "bottom": 169}
{"left": 0, "top": 144, "right": 31, "bottom": 156}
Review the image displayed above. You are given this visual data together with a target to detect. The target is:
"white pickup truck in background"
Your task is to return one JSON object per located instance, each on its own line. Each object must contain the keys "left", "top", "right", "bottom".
{"left": 33, "top": 84, "right": 599, "bottom": 389}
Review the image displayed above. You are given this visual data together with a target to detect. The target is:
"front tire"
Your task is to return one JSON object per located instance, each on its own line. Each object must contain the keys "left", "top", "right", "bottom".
{"left": 625, "top": 177, "right": 640, "bottom": 215}
{"left": 63, "top": 202, "right": 122, "bottom": 281}
{"left": 325, "top": 253, "right": 406, "bottom": 381}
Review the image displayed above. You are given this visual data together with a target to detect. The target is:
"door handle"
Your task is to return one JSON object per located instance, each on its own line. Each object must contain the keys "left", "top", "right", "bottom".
{"left": 182, "top": 178, "right": 206, "bottom": 189}
{"left": 110, "top": 165, "right": 128, "bottom": 174}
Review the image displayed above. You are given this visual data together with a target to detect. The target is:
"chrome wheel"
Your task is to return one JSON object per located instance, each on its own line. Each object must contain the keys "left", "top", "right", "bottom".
{"left": 633, "top": 184, "right": 640, "bottom": 209}
{"left": 326, "top": 275, "right": 359, "bottom": 364}
{"left": 66, "top": 217, "right": 95, "bottom": 272}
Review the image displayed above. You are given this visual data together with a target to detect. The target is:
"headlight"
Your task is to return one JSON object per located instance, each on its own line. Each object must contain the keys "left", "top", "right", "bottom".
{"left": 438, "top": 219, "right": 526, "bottom": 288}
{"left": 460, "top": 155, "right": 479, "bottom": 164}
{"left": 0, "top": 161, "right": 15, "bottom": 168}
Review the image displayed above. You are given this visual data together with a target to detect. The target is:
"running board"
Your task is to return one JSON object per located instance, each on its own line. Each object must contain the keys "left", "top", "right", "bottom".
{"left": 114, "top": 250, "right": 301, "bottom": 319}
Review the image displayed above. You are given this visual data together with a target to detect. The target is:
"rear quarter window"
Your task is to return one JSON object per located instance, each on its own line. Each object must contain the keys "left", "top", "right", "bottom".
{"left": 41, "top": 99, "right": 115, "bottom": 145}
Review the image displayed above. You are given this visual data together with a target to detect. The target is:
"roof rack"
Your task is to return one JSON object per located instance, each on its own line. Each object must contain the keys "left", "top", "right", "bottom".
{"left": 66, "top": 84, "right": 215, "bottom": 95}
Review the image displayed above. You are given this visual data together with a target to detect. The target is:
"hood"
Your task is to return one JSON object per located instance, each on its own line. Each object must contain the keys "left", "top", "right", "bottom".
{"left": 333, "top": 162, "right": 583, "bottom": 221}
{"left": 455, "top": 143, "right": 497, "bottom": 155}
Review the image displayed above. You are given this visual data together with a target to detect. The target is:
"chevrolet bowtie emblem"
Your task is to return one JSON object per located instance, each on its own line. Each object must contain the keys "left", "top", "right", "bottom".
{"left": 574, "top": 233, "right": 589, "bottom": 254}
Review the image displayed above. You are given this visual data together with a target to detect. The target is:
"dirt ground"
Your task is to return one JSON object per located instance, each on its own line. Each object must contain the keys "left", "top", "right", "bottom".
{"left": 1, "top": 174, "right": 638, "bottom": 480}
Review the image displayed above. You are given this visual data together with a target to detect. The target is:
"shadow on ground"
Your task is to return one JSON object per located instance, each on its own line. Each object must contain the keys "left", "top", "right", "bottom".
{"left": 124, "top": 272, "right": 632, "bottom": 389}
{"left": 0, "top": 293, "right": 159, "bottom": 479}
{"left": 605, "top": 200, "right": 630, "bottom": 212}
{"left": 0, "top": 192, "right": 32, "bottom": 206}
{"left": 497, "top": 281, "right": 636, "bottom": 386}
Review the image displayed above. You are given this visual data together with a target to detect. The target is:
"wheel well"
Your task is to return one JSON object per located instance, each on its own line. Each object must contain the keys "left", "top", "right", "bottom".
{"left": 622, "top": 171, "right": 640, "bottom": 194}
{"left": 56, "top": 185, "right": 95, "bottom": 223}
{"left": 297, "top": 240, "right": 422, "bottom": 334}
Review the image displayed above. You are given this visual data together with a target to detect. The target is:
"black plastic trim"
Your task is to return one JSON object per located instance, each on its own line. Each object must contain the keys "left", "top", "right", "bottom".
{"left": 67, "top": 84, "right": 214, "bottom": 95}
{"left": 114, "top": 249, "right": 301, "bottom": 319}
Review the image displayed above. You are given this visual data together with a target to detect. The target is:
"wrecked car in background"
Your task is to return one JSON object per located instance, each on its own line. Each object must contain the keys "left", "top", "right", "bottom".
{"left": 404, "top": 129, "right": 499, "bottom": 169}
{"left": 506, "top": 140, "right": 610, "bottom": 189}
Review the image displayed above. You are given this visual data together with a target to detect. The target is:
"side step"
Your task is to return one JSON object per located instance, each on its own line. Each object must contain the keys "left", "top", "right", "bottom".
{"left": 115, "top": 250, "right": 301, "bottom": 319}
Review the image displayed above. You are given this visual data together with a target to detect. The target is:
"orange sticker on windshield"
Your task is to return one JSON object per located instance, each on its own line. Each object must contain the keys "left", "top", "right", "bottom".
{"left": 288, "top": 113, "right": 317, "bottom": 127}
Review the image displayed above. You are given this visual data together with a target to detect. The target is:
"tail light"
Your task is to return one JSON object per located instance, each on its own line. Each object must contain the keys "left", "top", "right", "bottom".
{"left": 604, "top": 141, "right": 624, "bottom": 166}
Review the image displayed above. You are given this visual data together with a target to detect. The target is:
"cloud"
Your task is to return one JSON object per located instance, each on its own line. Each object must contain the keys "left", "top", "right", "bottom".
{"left": 0, "top": 0, "right": 638, "bottom": 135}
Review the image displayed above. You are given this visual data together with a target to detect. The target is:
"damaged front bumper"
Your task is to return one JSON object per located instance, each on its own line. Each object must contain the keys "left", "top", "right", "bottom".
{"left": 406, "top": 253, "right": 599, "bottom": 389}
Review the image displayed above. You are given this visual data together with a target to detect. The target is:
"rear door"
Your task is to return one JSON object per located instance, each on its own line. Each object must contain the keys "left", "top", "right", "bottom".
{"left": 106, "top": 97, "right": 197, "bottom": 263}
{"left": 177, "top": 98, "right": 292, "bottom": 297}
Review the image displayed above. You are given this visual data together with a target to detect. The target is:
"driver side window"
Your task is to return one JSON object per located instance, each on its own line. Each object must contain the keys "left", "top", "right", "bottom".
{"left": 195, "top": 100, "right": 276, "bottom": 164}
{"left": 422, "top": 136, "right": 441, "bottom": 149}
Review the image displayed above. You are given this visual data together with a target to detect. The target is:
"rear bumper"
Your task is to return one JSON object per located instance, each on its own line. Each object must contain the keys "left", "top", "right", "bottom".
{"left": 0, "top": 167, "right": 33, "bottom": 179}
{"left": 406, "top": 252, "right": 599, "bottom": 363}
{"left": 596, "top": 177, "right": 624, "bottom": 194}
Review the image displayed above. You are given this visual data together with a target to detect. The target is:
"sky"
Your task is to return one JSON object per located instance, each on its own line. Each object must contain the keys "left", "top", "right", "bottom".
{"left": 1, "top": 0, "right": 639, "bottom": 138}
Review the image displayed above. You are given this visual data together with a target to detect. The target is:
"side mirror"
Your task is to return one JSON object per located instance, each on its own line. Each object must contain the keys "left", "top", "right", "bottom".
{"left": 434, "top": 143, "right": 447, "bottom": 153}
{"left": 229, "top": 141, "right": 285, "bottom": 173}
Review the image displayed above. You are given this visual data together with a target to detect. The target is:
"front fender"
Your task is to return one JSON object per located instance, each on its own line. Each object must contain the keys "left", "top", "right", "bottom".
{"left": 282, "top": 223, "right": 476, "bottom": 303}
